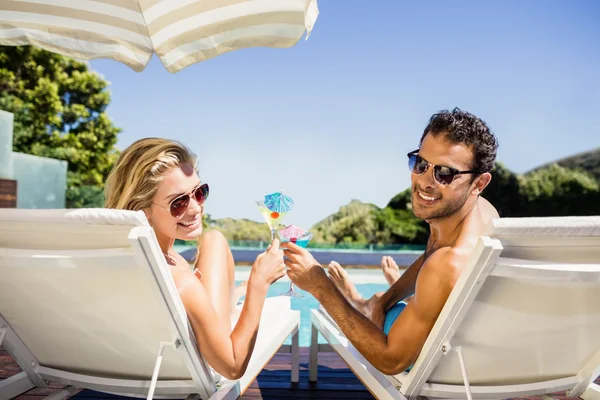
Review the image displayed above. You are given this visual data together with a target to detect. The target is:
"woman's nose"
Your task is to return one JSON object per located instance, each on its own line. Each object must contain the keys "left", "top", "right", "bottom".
{"left": 188, "top": 195, "right": 203, "bottom": 213}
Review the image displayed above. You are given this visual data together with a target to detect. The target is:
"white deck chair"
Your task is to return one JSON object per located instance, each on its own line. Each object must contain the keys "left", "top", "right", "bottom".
{"left": 309, "top": 216, "right": 600, "bottom": 400}
{"left": 0, "top": 208, "right": 300, "bottom": 400}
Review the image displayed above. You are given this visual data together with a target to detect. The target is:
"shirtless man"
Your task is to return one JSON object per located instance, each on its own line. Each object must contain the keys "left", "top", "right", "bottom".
{"left": 282, "top": 108, "right": 500, "bottom": 374}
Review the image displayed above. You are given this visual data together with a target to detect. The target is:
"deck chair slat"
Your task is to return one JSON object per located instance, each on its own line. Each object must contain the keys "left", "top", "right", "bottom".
{"left": 0, "top": 247, "right": 134, "bottom": 259}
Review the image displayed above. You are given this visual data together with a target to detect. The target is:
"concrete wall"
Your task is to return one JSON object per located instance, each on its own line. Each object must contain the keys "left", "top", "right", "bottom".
{"left": 0, "top": 109, "right": 68, "bottom": 208}
{"left": 0, "top": 110, "right": 14, "bottom": 179}
{"left": 12, "top": 152, "right": 67, "bottom": 208}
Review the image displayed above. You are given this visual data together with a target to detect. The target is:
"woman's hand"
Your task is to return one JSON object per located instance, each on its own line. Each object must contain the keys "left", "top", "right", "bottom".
{"left": 249, "top": 239, "right": 286, "bottom": 289}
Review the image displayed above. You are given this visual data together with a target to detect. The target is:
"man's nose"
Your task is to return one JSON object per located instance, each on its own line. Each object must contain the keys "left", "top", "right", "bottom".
{"left": 420, "top": 165, "right": 438, "bottom": 188}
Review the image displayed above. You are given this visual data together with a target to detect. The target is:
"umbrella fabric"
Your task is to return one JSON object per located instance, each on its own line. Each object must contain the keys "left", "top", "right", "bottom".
{"left": 278, "top": 224, "right": 305, "bottom": 240}
{"left": 264, "top": 191, "right": 294, "bottom": 213}
{"left": 0, "top": 0, "right": 319, "bottom": 73}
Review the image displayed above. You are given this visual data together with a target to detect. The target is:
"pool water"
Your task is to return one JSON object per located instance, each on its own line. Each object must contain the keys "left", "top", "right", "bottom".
{"left": 234, "top": 266, "right": 391, "bottom": 347}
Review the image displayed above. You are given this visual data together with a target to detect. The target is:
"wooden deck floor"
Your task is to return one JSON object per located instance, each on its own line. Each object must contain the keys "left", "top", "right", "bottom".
{"left": 2, "top": 346, "right": 598, "bottom": 399}
{"left": 2, "top": 346, "right": 376, "bottom": 400}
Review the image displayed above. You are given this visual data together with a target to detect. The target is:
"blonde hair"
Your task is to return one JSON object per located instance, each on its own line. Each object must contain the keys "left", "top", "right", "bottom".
{"left": 105, "top": 138, "right": 198, "bottom": 211}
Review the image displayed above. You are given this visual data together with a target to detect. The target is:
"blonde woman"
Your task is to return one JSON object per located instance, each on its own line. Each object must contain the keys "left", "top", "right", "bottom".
{"left": 104, "top": 138, "right": 286, "bottom": 380}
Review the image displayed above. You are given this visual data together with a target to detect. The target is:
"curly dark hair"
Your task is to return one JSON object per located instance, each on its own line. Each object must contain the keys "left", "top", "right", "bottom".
{"left": 419, "top": 107, "right": 499, "bottom": 173}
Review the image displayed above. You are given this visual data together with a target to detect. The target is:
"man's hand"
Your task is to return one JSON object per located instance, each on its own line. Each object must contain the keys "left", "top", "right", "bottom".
{"left": 280, "top": 241, "right": 327, "bottom": 293}
{"left": 365, "top": 292, "right": 386, "bottom": 329}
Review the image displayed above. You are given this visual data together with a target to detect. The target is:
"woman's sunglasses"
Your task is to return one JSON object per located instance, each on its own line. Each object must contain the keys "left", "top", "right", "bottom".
{"left": 407, "top": 150, "right": 484, "bottom": 185}
{"left": 156, "top": 183, "right": 209, "bottom": 218}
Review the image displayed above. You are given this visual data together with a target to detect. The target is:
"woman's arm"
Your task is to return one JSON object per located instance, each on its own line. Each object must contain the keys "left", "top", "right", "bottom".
{"left": 176, "top": 242, "right": 284, "bottom": 379}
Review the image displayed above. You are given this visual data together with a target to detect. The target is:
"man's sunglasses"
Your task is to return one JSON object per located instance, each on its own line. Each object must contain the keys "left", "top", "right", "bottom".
{"left": 155, "top": 183, "right": 209, "bottom": 218}
{"left": 407, "top": 150, "right": 484, "bottom": 185}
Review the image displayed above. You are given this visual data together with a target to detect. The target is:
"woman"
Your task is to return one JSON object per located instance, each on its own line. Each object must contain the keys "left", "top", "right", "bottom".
{"left": 104, "top": 137, "right": 285, "bottom": 380}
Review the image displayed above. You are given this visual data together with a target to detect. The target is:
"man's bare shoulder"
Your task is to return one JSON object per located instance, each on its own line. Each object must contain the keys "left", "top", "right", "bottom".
{"left": 479, "top": 196, "right": 500, "bottom": 221}
{"left": 407, "top": 247, "right": 464, "bottom": 323}
{"left": 419, "top": 247, "right": 466, "bottom": 289}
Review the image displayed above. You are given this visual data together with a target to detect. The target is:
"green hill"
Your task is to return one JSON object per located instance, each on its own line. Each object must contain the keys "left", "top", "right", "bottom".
{"left": 530, "top": 147, "right": 600, "bottom": 181}
{"left": 309, "top": 200, "right": 380, "bottom": 244}
{"left": 202, "top": 214, "right": 273, "bottom": 242}
{"left": 198, "top": 148, "right": 600, "bottom": 246}
{"left": 309, "top": 198, "right": 428, "bottom": 245}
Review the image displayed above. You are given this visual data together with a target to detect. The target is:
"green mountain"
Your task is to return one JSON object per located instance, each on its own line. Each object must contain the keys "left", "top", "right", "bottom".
{"left": 530, "top": 147, "right": 600, "bottom": 181}
{"left": 309, "top": 200, "right": 380, "bottom": 244}
{"left": 202, "top": 215, "right": 273, "bottom": 242}
{"left": 308, "top": 148, "right": 600, "bottom": 246}
{"left": 199, "top": 149, "right": 600, "bottom": 246}
{"left": 309, "top": 198, "right": 428, "bottom": 245}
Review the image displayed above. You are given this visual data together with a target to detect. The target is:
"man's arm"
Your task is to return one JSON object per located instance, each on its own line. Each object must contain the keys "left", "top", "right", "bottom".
{"left": 311, "top": 274, "right": 411, "bottom": 372}
{"left": 381, "top": 249, "right": 459, "bottom": 373}
{"left": 286, "top": 243, "right": 460, "bottom": 375}
{"left": 364, "top": 253, "right": 424, "bottom": 329}
{"left": 377, "top": 254, "right": 424, "bottom": 309}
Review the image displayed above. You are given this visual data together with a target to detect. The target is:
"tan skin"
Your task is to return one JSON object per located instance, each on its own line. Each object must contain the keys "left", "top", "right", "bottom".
{"left": 145, "top": 163, "right": 286, "bottom": 380}
{"left": 283, "top": 133, "right": 499, "bottom": 375}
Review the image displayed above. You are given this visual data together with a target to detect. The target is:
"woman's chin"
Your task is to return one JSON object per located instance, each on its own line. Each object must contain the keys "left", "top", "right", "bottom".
{"left": 175, "top": 217, "right": 203, "bottom": 238}
{"left": 176, "top": 225, "right": 203, "bottom": 241}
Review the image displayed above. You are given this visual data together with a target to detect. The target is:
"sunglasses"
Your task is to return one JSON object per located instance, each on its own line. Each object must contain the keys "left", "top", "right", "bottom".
{"left": 155, "top": 183, "right": 209, "bottom": 218}
{"left": 407, "top": 150, "right": 484, "bottom": 185}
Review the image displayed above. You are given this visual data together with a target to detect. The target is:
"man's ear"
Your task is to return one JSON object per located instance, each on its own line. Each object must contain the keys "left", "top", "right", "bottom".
{"left": 471, "top": 172, "right": 492, "bottom": 196}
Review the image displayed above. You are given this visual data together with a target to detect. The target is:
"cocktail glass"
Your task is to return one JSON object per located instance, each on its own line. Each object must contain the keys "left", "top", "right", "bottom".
{"left": 255, "top": 201, "right": 287, "bottom": 240}
{"left": 278, "top": 229, "right": 313, "bottom": 297}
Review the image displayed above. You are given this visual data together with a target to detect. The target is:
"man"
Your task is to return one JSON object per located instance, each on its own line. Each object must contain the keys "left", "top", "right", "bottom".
{"left": 282, "top": 107, "right": 500, "bottom": 375}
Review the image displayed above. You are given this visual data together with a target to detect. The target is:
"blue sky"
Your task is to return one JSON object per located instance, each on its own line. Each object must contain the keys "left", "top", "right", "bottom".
{"left": 89, "top": 0, "right": 600, "bottom": 230}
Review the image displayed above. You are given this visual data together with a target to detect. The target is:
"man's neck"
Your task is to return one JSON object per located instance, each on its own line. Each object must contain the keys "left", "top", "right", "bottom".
{"left": 427, "top": 196, "right": 479, "bottom": 250}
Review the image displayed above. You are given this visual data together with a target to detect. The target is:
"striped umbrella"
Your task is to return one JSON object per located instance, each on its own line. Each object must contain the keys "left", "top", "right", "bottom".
{"left": 0, "top": 0, "right": 319, "bottom": 73}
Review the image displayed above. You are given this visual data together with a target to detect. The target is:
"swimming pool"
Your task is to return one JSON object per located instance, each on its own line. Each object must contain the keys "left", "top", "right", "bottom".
{"left": 235, "top": 266, "right": 391, "bottom": 347}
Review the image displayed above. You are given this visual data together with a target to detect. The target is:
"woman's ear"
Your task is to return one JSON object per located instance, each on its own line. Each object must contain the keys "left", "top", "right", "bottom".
{"left": 143, "top": 208, "right": 153, "bottom": 226}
